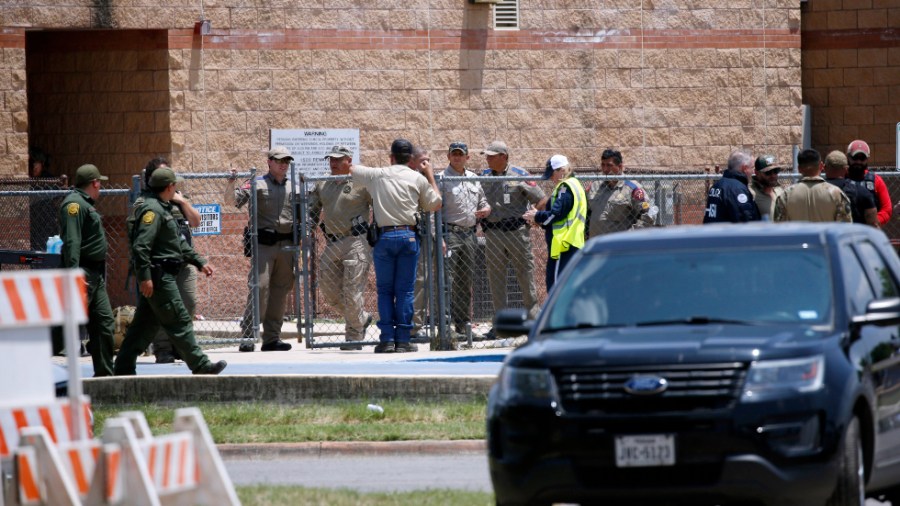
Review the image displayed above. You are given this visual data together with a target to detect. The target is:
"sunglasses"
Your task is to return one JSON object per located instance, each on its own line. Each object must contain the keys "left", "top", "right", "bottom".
{"left": 764, "top": 169, "right": 781, "bottom": 176}
{"left": 851, "top": 154, "right": 868, "bottom": 162}
{"left": 269, "top": 158, "right": 291, "bottom": 164}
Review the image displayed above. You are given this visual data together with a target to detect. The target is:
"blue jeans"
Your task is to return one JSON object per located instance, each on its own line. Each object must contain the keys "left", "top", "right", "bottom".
{"left": 373, "top": 230, "right": 419, "bottom": 343}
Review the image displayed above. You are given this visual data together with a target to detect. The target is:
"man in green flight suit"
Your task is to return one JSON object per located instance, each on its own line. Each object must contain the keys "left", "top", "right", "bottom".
{"left": 114, "top": 167, "right": 226, "bottom": 376}
{"left": 58, "top": 164, "right": 115, "bottom": 377}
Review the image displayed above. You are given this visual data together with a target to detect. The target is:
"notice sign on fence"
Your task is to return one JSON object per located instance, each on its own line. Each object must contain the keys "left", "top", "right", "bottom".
{"left": 192, "top": 204, "right": 221, "bottom": 236}
{"left": 270, "top": 129, "right": 360, "bottom": 179}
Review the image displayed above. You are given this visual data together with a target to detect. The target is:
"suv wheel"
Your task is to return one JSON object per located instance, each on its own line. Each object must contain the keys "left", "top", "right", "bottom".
{"left": 827, "top": 416, "right": 864, "bottom": 506}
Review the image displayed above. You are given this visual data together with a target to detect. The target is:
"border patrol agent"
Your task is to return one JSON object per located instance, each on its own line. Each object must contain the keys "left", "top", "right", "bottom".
{"left": 129, "top": 157, "right": 203, "bottom": 364}
{"left": 588, "top": 148, "right": 655, "bottom": 236}
{"left": 525, "top": 155, "right": 587, "bottom": 291}
{"left": 114, "top": 168, "right": 226, "bottom": 376}
{"left": 351, "top": 139, "right": 442, "bottom": 353}
{"left": 440, "top": 142, "right": 491, "bottom": 334}
{"left": 480, "top": 141, "right": 546, "bottom": 324}
{"left": 309, "top": 145, "right": 374, "bottom": 350}
{"left": 59, "top": 164, "right": 115, "bottom": 377}
{"left": 229, "top": 145, "right": 297, "bottom": 353}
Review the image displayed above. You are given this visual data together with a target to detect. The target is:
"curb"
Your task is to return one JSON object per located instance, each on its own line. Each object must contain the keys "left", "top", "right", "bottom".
{"left": 216, "top": 440, "right": 486, "bottom": 458}
{"left": 84, "top": 375, "right": 495, "bottom": 404}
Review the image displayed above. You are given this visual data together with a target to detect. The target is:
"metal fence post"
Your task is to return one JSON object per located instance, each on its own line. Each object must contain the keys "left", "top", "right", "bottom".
{"left": 298, "top": 172, "right": 314, "bottom": 347}
{"left": 249, "top": 168, "right": 260, "bottom": 343}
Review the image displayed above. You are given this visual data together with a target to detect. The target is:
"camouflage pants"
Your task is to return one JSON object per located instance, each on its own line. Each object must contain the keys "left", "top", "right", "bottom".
{"left": 319, "top": 235, "right": 371, "bottom": 341}
{"left": 485, "top": 226, "right": 540, "bottom": 319}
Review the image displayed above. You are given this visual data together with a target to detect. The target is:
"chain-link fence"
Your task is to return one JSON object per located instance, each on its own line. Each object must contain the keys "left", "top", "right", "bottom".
{"left": 4, "top": 166, "right": 900, "bottom": 353}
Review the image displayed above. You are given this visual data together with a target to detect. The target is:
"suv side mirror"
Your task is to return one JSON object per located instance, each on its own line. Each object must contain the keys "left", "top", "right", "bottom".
{"left": 494, "top": 308, "right": 532, "bottom": 338}
{"left": 851, "top": 297, "right": 900, "bottom": 327}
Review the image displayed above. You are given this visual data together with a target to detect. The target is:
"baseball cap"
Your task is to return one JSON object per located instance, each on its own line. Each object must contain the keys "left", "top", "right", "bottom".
{"left": 847, "top": 140, "right": 870, "bottom": 159}
{"left": 391, "top": 138, "right": 414, "bottom": 156}
{"left": 448, "top": 142, "right": 468, "bottom": 154}
{"left": 323, "top": 145, "right": 353, "bottom": 159}
{"left": 541, "top": 154, "right": 569, "bottom": 180}
{"left": 74, "top": 164, "right": 108, "bottom": 186}
{"left": 754, "top": 155, "right": 783, "bottom": 173}
{"left": 481, "top": 141, "right": 509, "bottom": 156}
{"left": 824, "top": 150, "right": 848, "bottom": 170}
{"left": 148, "top": 167, "right": 184, "bottom": 188}
{"left": 268, "top": 145, "right": 294, "bottom": 161}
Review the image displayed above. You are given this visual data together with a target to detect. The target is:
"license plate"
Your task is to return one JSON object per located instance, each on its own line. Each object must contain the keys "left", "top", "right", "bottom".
{"left": 615, "top": 434, "right": 675, "bottom": 467}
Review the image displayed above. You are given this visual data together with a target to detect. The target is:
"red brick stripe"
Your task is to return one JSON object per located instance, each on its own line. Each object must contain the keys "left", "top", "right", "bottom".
{"left": 803, "top": 28, "right": 900, "bottom": 50}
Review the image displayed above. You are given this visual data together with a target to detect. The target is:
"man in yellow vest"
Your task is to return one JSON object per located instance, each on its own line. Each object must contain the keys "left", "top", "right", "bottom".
{"left": 523, "top": 155, "right": 587, "bottom": 291}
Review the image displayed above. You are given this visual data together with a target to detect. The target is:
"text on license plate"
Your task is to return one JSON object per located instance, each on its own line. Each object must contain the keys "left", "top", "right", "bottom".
{"left": 615, "top": 434, "right": 675, "bottom": 467}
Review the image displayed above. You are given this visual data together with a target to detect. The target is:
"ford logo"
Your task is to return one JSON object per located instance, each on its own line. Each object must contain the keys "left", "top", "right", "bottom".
{"left": 624, "top": 375, "right": 668, "bottom": 395}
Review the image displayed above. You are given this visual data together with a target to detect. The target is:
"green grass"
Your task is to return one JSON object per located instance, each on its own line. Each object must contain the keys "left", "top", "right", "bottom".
{"left": 236, "top": 485, "right": 494, "bottom": 506}
{"left": 92, "top": 399, "right": 488, "bottom": 444}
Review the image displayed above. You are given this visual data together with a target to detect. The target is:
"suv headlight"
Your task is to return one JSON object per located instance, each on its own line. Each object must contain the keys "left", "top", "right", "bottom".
{"left": 742, "top": 355, "right": 825, "bottom": 401}
{"left": 497, "top": 366, "right": 559, "bottom": 407}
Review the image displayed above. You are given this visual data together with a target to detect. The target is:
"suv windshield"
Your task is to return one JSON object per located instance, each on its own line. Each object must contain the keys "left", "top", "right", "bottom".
{"left": 544, "top": 246, "right": 833, "bottom": 331}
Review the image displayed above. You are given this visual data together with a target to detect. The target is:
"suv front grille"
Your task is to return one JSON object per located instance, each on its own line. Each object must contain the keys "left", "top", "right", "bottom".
{"left": 555, "top": 362, "right": 748, "bottom": 414}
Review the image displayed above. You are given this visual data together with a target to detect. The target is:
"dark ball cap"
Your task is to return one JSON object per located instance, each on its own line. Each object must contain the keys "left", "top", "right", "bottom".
{"left": 391, "top": 138, "right": 414, "bottom": 156}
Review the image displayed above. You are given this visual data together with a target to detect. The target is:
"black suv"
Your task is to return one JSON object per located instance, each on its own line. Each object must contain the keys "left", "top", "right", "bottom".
{"left": 488, "top": 223, "right": 900, "bottom": 506}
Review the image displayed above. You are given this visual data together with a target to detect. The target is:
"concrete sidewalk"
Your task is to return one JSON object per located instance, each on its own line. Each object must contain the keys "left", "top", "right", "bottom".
{"left": 62, "top": 341, "right": 508, "bottom": 404}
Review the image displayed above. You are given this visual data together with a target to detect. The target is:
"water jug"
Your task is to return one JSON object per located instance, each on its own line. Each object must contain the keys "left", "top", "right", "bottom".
{"left": 46, "top": 235, "right": 63, "bottom": 254}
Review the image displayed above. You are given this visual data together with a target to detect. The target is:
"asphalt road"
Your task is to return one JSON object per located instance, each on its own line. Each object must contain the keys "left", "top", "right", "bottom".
{"left": 222, "top": 453, "right": 492, "bottom": 493}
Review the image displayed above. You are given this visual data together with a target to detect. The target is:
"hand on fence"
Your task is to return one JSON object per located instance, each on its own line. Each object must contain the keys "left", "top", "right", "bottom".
{"left": 523, "top": 209, "right": 537, "bottom": 222}
{"left": 475, "top": 206, "right": 491, "bottom": 219}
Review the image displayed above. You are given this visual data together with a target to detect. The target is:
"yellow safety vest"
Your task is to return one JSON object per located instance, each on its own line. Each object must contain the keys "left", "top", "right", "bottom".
{"left": 550, "top": 176, "right": 587, "bottom": 259}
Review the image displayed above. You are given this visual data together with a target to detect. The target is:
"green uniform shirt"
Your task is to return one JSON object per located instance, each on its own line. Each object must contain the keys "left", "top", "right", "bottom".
{"left": 59, "top": 188, "right": 108, "bottom": 268}
{"left": 130, "top": 193, "right": 206, "bottom": 282}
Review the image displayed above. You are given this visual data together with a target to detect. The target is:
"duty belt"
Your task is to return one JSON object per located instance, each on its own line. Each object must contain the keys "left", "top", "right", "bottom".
{"left": 79, "top": 259, "right": 106, "bottom": 272}
{"left": 482, "top": 218, "right": 525, "bottom": 231}
{"left": 446, "top": 223, "right": 476, "bottom": 234}
{"left": 325, "top": 230, "right": 364, "bottom": 242}
{"left": 379, "top": 225, "right": 415, "bottom": 233}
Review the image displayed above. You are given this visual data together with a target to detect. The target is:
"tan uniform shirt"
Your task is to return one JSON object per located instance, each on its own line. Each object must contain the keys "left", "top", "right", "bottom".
{"left": 588, "top": 180, "right": 654, "bottom": 237}
{"left": 482, "top": 165, "right": 545, "bottom": 222}
{"left": 234, "top": 173, "right": 295, "bottom": 234}
{"left": 308, "top": 179, "right": 372, "bottom": 236}
{"left": 773, "top": 177, "right": 853, "bottom": 223}
{"left": 352, "top": 164, "right": 441, "bottom": 227}
{"left": 749, "top": 179, "right": 785, "bottom": 219}
{"left": 439, "top": 165, "right": 488, "bottom": 228}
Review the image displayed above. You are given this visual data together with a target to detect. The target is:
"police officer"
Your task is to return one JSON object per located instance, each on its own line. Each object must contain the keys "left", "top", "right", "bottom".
{"left": 703, "top": 150, "right": 761, "bottom": 223}
{"left": 114, "top": 168, "right": 226, "bottom": 376}
{"left": 309, "top": 145, "right": 374, "bottom": 350}
{"left": 749, "top": 155, "right": 785, "bottom": 220}
{"left": 774, "top": 149, "right": 852, "bottom": 223}
{"left": 440, "top": 142, "right": 490, "bottom": 334}
{"left": 351, "top": 139, "right": 442, "bottom": 353}
{"left": 228, "top": 146, "right": 297, "bottom": 352}
{"left": 587, "top": 148, "right": 655, "bottom": 237}
{"left": 130, "top": 157, "right": 202, "bottom": 364}
{"left": 59, "top": 164, "right": 115, "bottom": 377}
{"left": 480, "top": 141, "right": 546, "bottom": 327}
{"left": 524, "top": 155, "right": 586, "bottom": 291}
{"left": 823, "top": 150, "right": 878, "bottom": 227}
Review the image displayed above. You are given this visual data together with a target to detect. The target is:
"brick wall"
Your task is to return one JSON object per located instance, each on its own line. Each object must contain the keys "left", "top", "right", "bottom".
{"left": 1, "top": 1, "right": 803, "bottom": 177}
{"left": 802, "top": 0, "right": 900, "bottom": 166}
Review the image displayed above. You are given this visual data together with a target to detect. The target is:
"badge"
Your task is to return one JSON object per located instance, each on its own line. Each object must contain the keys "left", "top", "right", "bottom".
{"left": 503, "top": 193, "right": 511, "bottom": 205}
{"left": 631, "top": 187, "right": 645, "bottom": 201}
{"left": 66, "top": 203, "right": 79, "bottom": 216}
{"left": 737, "top": 193, "right": 748, "bottom": 204}
{"left": 342, "top": 185, "right": 351, "bottom": 194}
{"left": 641, "top": 202, "right": 650, "bottom": 211}
{"left": 142, "top": 211, "right": 156, "bottom": 224}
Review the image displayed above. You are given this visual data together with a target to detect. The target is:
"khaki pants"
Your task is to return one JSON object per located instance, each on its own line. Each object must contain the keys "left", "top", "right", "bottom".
{"left": 445, "top": 229, "right": 476, "bottom": 328}
{"left": 241, "top": 241, "right": 296, "bottom": 343}
{"left": 319, "top": 235, "right": 371, "bottom": 341}
{"left": 485, "top": 227, "right": 539, "bottom": 319}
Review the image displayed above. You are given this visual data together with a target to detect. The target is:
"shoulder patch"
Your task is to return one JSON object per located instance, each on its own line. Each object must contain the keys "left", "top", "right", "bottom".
{"left": 66, "top": 202, "right": 79, "bottom": 216}
{"left": 142, "top": 211, "right": 156, "bottom": 224}
{"left": 631, "top": 187, "right": 645, "bottom": 201}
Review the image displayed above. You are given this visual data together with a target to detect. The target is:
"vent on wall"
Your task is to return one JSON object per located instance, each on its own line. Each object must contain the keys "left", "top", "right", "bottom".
{"left": 493, "top": 0, "right": 519, "bottom": 30}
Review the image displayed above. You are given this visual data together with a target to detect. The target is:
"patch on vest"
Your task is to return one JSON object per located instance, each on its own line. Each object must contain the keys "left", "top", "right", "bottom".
{"left": 67, "top": 203, "right": 79, "bottom": 216}
{"left": 142, "top": 211, "right": 156, "bottom": 224}
{"left": 737, "top": 193, "right": 748, "bottom": 204}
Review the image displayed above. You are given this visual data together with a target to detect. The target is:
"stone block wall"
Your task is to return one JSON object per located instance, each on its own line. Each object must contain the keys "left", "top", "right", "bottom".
{"left": 1, "top": 1, "right": 804, "bottom": 179}
{"left": 802, "top": 0, "right": 900, "bottom": 166}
